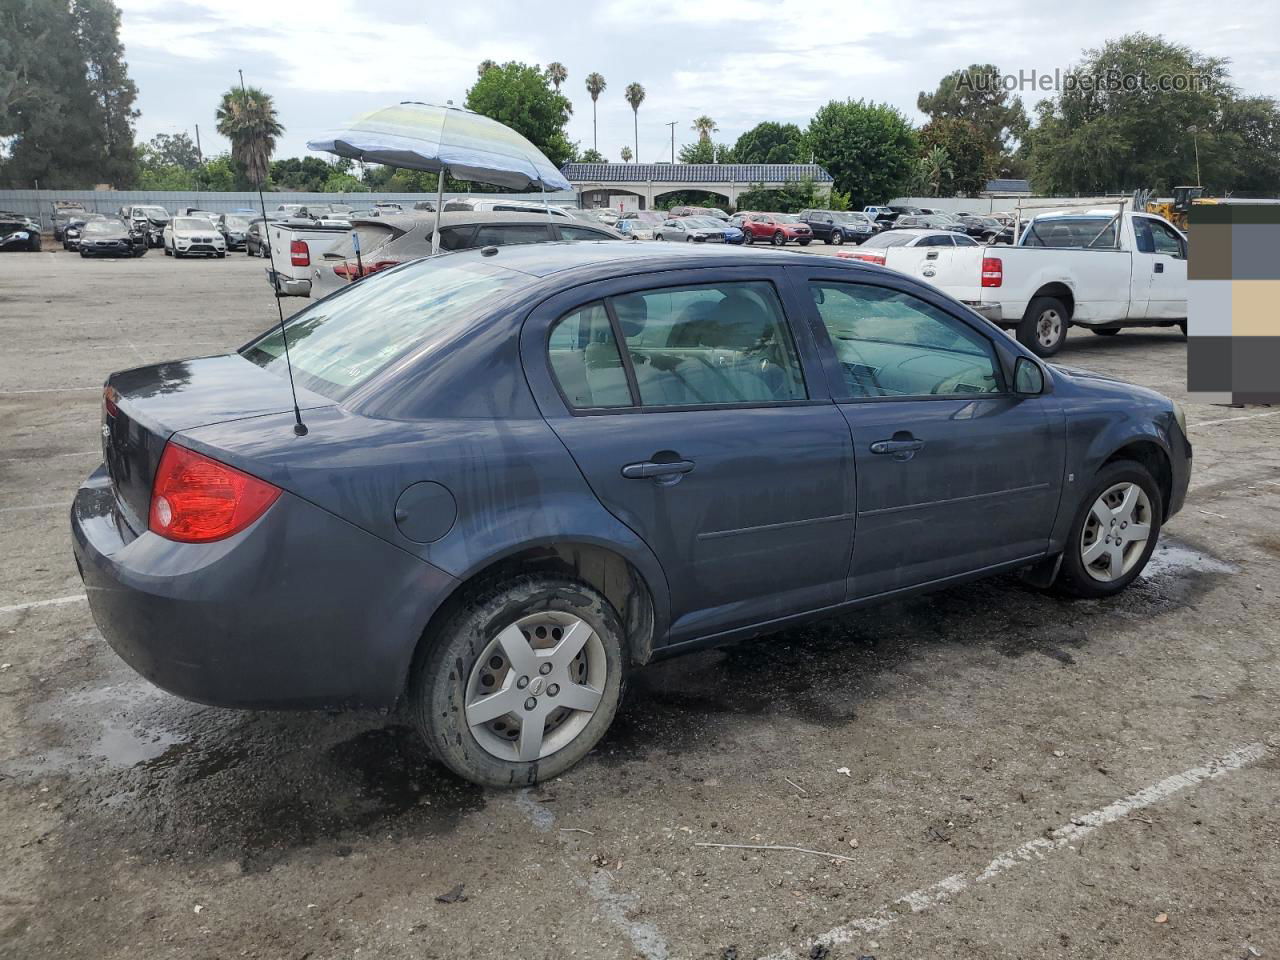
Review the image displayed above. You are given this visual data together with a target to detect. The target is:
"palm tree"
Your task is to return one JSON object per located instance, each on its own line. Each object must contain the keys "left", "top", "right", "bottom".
{"left": 692, "top": 115, "right": 717, "bottom": 143}
{"left": 546, "top": 62, "right": 567, "bottom": 92}
{"left": 624, "top": 82, "right": 645, "bottom": 162}
{"left": 477, "top": 59, "right": 497, "bottom": 78}
{"left": 620, "top": 146, "right": 633, "bottom": 163}
{"left": 585, "top": 72, "right": 606, "bottom": 152}
{"left": 215, "top": 85, "right": 283, "bottom": 186}
{"left": 921, "top": 144, "right": 953, "bottom": 196}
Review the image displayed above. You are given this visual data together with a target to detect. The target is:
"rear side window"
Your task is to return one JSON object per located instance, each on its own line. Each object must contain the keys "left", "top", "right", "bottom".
{"left": 474, "top": 223, "right": 553, "bottom": 246}
{"left": 547, "top": 302, "right": 631, "bottom": 409}
{"left": 954, "top": 234, "right": 979, "bottom": 246}
{"left": 559, "top": 225, "right": 610, "bottom": 241}
{"left": 546, "top": 281, "right": 807, "bottom": 410}
{"left": 917, "top": 235, "right": 953, "bottom": 247}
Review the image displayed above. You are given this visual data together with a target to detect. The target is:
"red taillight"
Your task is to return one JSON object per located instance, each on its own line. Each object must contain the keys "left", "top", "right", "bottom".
{"left": 102, "top": 384, "right": 120, "bottom": 418}
{"left": 333, "top": 259, "right": 399, "bottom": 280}
{"left": 981, "top": 256, "right": 1003, "bottom": 287}
{"left": 838, "top": 250, "right": 885, "bottom": 265}
{"left": 290, "top": 239, "right": 310, "bottom": 267}
{"left": 148, "top": 442, "right": 281, "bottom": 543}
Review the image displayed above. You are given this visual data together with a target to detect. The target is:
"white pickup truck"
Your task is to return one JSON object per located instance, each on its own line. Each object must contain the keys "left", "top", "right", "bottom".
{"left": 263, "top": 219, "right": 352, "bottom": 296}
{"left": 857, "top": 209, "right": 1188, "bottom": 357}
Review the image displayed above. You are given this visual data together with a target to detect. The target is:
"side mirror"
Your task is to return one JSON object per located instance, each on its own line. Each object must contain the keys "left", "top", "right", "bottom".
{"left": 1014, "top": 356, "right": 1045, "bottom": 396}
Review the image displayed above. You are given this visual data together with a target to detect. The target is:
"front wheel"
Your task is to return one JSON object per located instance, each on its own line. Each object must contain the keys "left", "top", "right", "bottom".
{"left": 743, "top": 231, "right": 754, "bottom": 245}
{"left": 1055, "top": 461, "right": 1162, "bottom": 598}
{"left": 409, "top": 576, "right": 626, "bottom": 787}
{"left": 797, "top": 239, "right": 811, "bottom": 246}
{"left": 772, "top": 230, "right": 785, "bottom": 246}
{"left": 1017, "top": 296, "right": 1069, "bottom": 357}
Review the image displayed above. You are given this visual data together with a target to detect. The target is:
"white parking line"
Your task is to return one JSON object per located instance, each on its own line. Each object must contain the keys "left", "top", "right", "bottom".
{"left": 0, "top": 594, "right": 87, "bottom": 615}
{"left": 761, "top": 741, "right": 1267, "bottom": 960}
{"left": 0, "top": 502, "right": 64, "bottom": 514}
{"left": 1192, "top": 410, "right": 1280, "bottom": 428}
{"left": 0, "top": 387, "right": 99, "bottom": 395}
{"left": 0, "top": 450, "right": 98, "bottom": 464}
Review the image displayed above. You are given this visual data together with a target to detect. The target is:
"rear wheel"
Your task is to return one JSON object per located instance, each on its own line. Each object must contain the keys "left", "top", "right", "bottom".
{"left": 1056, "top": 461, "right": 1162, "bottom": 598}
{"left": 1017, "top": 296, "right": 1069, "bottom": 357}
{"left": 1091, "top": 327, "right": 1121, "bottom": 337}
{"left": 409, "top": 576, "right": 626, "bottom": 787}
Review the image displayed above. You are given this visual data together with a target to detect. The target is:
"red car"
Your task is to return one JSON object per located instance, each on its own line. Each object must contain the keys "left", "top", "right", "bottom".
{"left": 740, "top": 213, "right": 813, "bottom": 246}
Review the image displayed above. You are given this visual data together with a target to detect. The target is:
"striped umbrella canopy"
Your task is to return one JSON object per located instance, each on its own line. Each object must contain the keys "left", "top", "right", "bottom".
{"left": 307, "top": 101, "right": 571, "bottom": 192}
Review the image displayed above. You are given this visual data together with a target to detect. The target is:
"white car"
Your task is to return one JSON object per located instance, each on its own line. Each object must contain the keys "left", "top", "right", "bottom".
{"left": 442, "top": 197, "right": 572, "bottom": 218}
{"left": 163, "top": 217, "right": 226, "bottom": 258}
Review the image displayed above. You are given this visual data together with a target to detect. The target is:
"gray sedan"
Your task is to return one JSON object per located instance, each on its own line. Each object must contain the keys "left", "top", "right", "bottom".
{"left": 72, "top": 243, "right": 1190, "bottom": 787}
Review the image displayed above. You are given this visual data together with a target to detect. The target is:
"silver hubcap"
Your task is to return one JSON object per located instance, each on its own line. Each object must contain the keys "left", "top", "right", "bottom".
{"left": 1080, "top": 482, "right": 1153, "bottom": 582}
{"left": 1037, "top": 309, "right": 1063, "bottom": 348}
{"left": 464, "top": 612, "right": 605, "bottom": 762}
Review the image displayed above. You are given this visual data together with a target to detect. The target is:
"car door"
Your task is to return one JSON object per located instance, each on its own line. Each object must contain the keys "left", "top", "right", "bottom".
{"left": 799, "top": 269, "right": 1063, "bottom": 599}
{"left": 1140, "top": 216, "right": 1188, "bottom": 318}
{"left": 521, "top": 266, "right": 856, "bottom": 643}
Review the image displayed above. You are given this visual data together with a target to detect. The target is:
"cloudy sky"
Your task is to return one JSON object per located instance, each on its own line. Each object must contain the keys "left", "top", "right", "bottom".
{"left": 117, "top": 0, "right": 1280, "bottom": 165}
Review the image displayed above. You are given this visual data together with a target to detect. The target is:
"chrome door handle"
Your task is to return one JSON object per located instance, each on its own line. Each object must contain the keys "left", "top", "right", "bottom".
{"left": 870, "top": 437, "right": 924, "bottom": 461}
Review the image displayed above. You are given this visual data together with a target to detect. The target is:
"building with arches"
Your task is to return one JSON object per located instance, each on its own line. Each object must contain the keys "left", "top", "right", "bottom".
{"left": 561, "top": 162, "right": 835, "bottom": 211}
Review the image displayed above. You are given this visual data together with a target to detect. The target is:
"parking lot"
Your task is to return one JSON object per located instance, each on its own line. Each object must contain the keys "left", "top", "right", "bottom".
{"left": 2, "top": 247, "right": 1278, "bottom": 960}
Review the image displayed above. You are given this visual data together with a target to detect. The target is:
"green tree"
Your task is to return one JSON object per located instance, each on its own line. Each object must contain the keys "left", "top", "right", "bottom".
{"left": 146, "top": 132, "right": 201, "bottom": 170}
{"left": 919, "top": 117, "right": 992, "bottom": 195}
{"left": 734, "top": 176, "right": 824, "bottom": 214}
{"left": 585, "top": 72, "right": 606, "bottom": 152}
{"left": 624, "top": 82, "right": 645, "bottom": 161}
{"left": 545, "top": 61, "right": 567, "bottom": 92}
{"left": 806, "top": 99, "right": 919, "bottom": 206}
{"left": 917, "top": 63, "right": 1028, "bottom": 158}
{"left": 579, "top": 147, "right": 605, "bottom": 163}
{"left": 73, "top": 0, "right": 138, "bottom": 186}
{"left": 733, "top": 121, "right": 805, "bottom": 164}
{"left": 477, "top": 59, "right": 497, "bottom": 78}
{"left": 1027, "top": 33, "right": 1235, "bottom": 194}
{"left": 678, "top": 139, "right": 714, "bottom": 163}
{"left": 691, "top": 115, "right": 717, "bottom": 143}
{"left": 270, "top": 156, "right": 335, "bottom": 191}
{"left": 215, "top": 85, "right": 283, "bottom": 187}
{"left": 620, "top": 145, "right": 633, "bottom": 163}
{"left": 466, "top": 61, "right": 575, "bottom": 167}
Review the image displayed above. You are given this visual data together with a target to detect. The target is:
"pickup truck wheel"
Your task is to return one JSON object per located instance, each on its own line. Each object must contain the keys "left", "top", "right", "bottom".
{"left": 1055, "top": 460, "right": 1162, "bottom": 598}
{"left": 409, "top": 575, "right": 626, "bottom": 787}
{"left": 1091, "top": 328, "right": 1121, "bottom": 336}
{"left": 1018, "top": 296, "right": 1069, "bottom": 357}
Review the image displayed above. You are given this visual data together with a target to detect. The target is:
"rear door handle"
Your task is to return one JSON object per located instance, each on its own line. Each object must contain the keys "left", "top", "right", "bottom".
{"left": 621, "top": 459, "right": 695, "bottom": 479}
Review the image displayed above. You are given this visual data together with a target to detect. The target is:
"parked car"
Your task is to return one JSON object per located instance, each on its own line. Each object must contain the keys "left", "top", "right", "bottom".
{"left": 0, "top": 212, "right": 43, "bottom": 251}
{"left": 668, "top": 205, "right": 729, "bottom": 220}
{"left": 163, "top": 216, "right": 226, "bottom": 259}
{"left": 62, "top": 213, "right": 108, "bottom": 250}
{"left": 215, "top": 213, "right": 253, "bottom": 251}
{"left": 618, "top": 210, "right": 665, "bottom": 225}
{"left": 245, "top": 216, "right": 278, "bottom": 257}
{"left": 77, "top": 217, "right": 146, "bottom": 257}
{"left": 863, "top": 205, "right": 897, "bottom": 225}
{"left": 262, "top": 219, "right": 351, "bottom": 294}
{"left": 838, "top": 227, "right": 981, "bottom": 264}
{"left": 175, "top": 207, "right": 219, "bottom": 220}
{"left": 442, "top": 197, "right": 572, "bottom": 218}
{"left": 572, "top": 208, "right": 620, "bottom": 226}
{"left": 72, "top": 242, "right": 1191, "bottom": 788}
{"left": 798, "top": 209, "right": 877, "bottom": 245}
{"left": 653, "top": 216, "right": 744, "bottom": 244}
{"left": 891, "top": 214, "right": 967, "bottom": 233}
{"left": 50, "top": 201, "right": 88, "bottom": 240}
{"left": 843, "top": 210, "right": 1188, "bottom": 356}
{"left": 309, "top": 212, "right": 625, "bottom": 300}
{"left": 373, "top": 201, "right": 404, "bottom": 214}
{"left": 739, "top": 212, "right": 813, "bottom": 245}
{"left": 118, "top": 205, "right": 171, "bottom": 247}
{"left": 614, "top": 218, "right": 655, "bottom": 240}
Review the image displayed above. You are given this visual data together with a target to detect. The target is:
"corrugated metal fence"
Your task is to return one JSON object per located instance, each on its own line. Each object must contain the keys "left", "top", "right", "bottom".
{"left": 0, "top": 189, "right": 579, "bottom": 226}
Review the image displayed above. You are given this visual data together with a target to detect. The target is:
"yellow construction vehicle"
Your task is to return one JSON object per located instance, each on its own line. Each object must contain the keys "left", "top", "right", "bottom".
{"left": 1140, "top": 185, "right": 1205, "bottom": 231}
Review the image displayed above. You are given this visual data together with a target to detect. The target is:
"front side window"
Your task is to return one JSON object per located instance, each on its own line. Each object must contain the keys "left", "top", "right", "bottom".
{"left": 1147, "top": 218, "right": 1186, "bottom": 258}
{"left": 811, "top": 282, "right": 1001, "bottom": 398}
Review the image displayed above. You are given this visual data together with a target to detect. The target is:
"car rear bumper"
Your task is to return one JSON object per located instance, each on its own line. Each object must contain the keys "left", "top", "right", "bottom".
{"left": 71, "top": 465, "right": 458, "bottom": 710}
{"left": 267, "top": 268, "right": 310, "bottom": 296}
{"left": 961, "top": 300, "right": 1003, "bottom": 323}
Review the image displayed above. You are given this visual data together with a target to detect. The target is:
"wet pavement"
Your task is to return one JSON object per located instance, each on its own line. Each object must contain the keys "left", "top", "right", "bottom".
{"left": 2, "top": 250, "right": 1278, "bottom": 959}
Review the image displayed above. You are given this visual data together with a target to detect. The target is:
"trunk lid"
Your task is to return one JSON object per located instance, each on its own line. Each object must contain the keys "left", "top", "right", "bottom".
{"left": 102, "top": 355, "right": 334, "bottom": 533}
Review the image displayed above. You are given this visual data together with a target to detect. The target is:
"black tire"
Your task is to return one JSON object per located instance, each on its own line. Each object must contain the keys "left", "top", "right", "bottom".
{"left": 830, "top": 230, "right": 844, "bottom": 246}
{"left": 79, "top": 249, "right": 88, "bottom": 258}
{"left": 1055, "top": 460, "right": 1163, "bottom": 598}
{"left": 1177, "top": 320, "right": 1187, "bottom": 338}
{"left": 217, "top": 252, "right": 226, "bottom": 258}
{"left": 797, "top": 239, "right": 811, "bottom": 246}
{"left": 1091, "top": 327, "right": 1121, "bottom": 336}
{"left": 772, "top": 230, "right": 786, "bottom": 246}
{"left": 743, "top": 231, "right": 754, "bottom": 245}
{"left": 409, "top": 576, "right": 627, "bottom": 788}
{"left": 1017, "top": 295, "right": 1070, "bottom": 358}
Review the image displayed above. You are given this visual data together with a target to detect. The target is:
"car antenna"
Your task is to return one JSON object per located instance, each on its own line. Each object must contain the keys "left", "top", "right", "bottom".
{"left": 240, "top": 68, "right": 307, "bottom": 437}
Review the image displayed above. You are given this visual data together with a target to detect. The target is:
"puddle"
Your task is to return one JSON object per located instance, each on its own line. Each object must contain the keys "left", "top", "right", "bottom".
{"left": 1141, "top": 541, "right": 1237, "bottom": 579}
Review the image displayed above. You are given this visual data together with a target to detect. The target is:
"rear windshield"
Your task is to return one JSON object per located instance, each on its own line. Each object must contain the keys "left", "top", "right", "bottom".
{"left": 1021, "top": 216, "right": 1118, "bottom": 248}
{"left": 323, "top": 224, "right": 397, "bottom": 260}
{"left": 241, "top": 258, "right": 526, "bottom": 398}
{"left": 860, "top": 231, "right": 915, "bottom": 248}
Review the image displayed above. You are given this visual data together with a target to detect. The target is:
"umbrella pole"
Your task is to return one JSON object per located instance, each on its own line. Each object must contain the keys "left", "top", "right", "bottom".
{"left": 432, "top": 167, "right": 446, "bottom": 256}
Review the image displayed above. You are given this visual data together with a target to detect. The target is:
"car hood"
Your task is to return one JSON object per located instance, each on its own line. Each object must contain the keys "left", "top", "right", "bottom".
{"left": 1050, "top": 363, "right": 1173, "bottom": 406}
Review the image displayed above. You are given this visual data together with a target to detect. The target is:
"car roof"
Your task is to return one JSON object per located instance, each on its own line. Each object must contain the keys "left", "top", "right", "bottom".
{"left": 887, "top": 228, "right": 956, "bottom": 237}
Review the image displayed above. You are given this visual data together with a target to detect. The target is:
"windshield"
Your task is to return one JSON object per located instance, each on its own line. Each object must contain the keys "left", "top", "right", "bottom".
{"left": 222, "top": 216, "right": 250, "bottom": 229}
{"left": 835, "top": 212, "right": 868, "bottom": 223}
{"left": 83, "top": 220, "right": 119, "bottom": 234}
{"left": 137, "top": 207, "right": 168, "bottom": 218}
{"left": 241, "top": 258, "right": 527, "bottom": 399}
{"left": 860, "top": 232, "right": 915, "bottom": 248}
{"left": 175, "top": 217, "right": 214, "bottom": 230}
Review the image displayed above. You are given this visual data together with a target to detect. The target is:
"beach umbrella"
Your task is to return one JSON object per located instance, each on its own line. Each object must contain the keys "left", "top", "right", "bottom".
{"left": 308, "top": 101, "right": 571, "bottom": 253}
